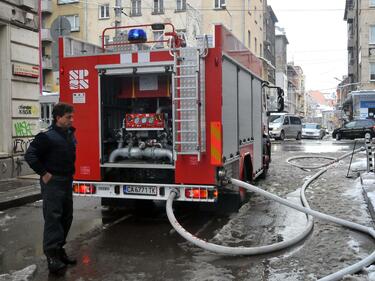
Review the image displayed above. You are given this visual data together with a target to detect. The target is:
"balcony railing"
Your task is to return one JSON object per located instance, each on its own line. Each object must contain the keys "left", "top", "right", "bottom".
{"left": 41, "top": 28, "right": 52, "bottom": 42}
{"left": 41, "top": 0, "right": 52, "bottom": 13}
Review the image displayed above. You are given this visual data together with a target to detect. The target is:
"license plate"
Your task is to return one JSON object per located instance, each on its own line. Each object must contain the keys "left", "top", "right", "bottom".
{"left": 123, "top": 185, "right": 157, "bottom": 196}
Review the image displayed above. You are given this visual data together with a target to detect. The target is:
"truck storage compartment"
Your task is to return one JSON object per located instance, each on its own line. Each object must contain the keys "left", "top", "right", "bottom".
{"left": 99, "top": 73, "right": 174, "bottom": 168}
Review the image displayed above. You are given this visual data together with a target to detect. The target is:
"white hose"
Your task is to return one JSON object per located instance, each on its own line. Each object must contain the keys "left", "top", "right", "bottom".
{"left": 166, "top": 147, "right": 375, "bottom": 280}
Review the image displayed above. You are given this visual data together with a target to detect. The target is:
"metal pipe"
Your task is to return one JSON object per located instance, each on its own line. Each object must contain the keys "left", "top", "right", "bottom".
{"left": 109, "top": 146, "right": 173, "bottom": 163}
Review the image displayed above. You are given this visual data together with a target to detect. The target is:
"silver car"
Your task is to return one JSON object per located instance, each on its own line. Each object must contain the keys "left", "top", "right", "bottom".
{"left": 268, "top": 114, "right": 302, "bottom": 140}
{"left": 302, "top": 123, "right": 325, "bottom": 139}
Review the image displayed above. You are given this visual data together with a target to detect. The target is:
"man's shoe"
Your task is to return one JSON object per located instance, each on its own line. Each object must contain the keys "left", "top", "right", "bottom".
{"left": 47, "top": 256, "right": 66, "bottom": 273}
{"left": 60, "top": 248, "right": 77, "bottom": 265}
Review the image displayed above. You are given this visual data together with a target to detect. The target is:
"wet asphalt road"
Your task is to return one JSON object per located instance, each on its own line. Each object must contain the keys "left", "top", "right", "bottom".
{"left": 0, "top": 137, "right": 373, "bottom": 281}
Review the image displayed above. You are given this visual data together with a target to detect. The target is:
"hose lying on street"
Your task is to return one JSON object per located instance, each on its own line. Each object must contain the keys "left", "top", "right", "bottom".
{"left": 166, "top": 147, "right": 375, "bottom": 281}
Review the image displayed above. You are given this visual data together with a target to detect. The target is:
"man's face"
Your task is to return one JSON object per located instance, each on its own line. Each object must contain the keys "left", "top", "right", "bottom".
{"left": 56, "top": 112, "right": 74, "bottom": 129}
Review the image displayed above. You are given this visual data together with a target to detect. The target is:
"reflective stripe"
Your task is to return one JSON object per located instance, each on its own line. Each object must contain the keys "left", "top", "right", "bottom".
{"left": 210, "top": 122, "right": 222, "bottom": 165}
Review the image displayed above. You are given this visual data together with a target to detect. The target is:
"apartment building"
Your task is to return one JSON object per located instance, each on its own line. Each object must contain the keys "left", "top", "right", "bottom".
{"left": 287, "top": 63, "right": 305, "bottom": 115}
{"left": 42, "top": 0, "right": 268, "bottom": 92}
{"left": 275, "top": 27, "right": 289, "bottom": 111}
{"left": 344, "top": 0, "right": 375, "bottom": 91}
{"left": 263, "top": 4, "right": 277, "bottom": 84}
{"left": 0, "top": 0, "right": 40, "bottom": 179}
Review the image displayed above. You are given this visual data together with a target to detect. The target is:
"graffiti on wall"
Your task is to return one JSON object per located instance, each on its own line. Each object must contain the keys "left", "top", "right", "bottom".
{"left": 14, "top": 121, "right": 33, "bottom": 137}
{"left": 12, "top": 119, "right": 39, "bottom": 137}
{"left": 13, "top": 138, "right": 33, "bottom": 153}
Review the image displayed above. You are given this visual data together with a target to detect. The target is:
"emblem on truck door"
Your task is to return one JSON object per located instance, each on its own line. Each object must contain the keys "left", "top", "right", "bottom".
{"left": 69, "top": 69, "right": 89, "bottom": 90}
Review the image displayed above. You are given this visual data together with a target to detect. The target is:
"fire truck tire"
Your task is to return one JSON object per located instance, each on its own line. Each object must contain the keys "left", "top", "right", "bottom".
{"left": 258, "top": 168, "right": 268, "bottom": 179}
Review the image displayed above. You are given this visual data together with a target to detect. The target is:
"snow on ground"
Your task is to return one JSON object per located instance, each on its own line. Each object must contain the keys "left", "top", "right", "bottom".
{"left": 0, "top": 214, "right": 16, "bottom": 227}
{"left": 0, "top": 265, "right": 36, "bottom": 281}
{"left": 185, "top": 148, "right": 375, "bottom": 281}
{"left": 350, "top": 158, "right": 367, "bottom": 172}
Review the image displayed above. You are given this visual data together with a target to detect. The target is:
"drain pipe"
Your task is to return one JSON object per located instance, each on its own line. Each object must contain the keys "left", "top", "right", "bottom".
{"left": 166, "top": 147, "right": 375, "bottom": 281}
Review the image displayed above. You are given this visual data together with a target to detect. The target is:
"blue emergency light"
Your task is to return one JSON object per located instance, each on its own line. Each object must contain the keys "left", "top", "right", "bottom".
{"left": 128, "top": 29, "right": 147, "bottom": 42}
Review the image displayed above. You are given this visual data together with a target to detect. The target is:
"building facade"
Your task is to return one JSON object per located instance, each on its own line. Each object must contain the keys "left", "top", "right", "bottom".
{"left": 263, "top": 5, "right": 277, "bottom": 85}
{"left": 0, "top": 0, "right": 40, "bottom": 179}
{"left": 42, "top": 0, "right": 268, "bottom": 92}
{"left": 344, "top": 0, "right": 375, "bottom": 91}
{"left": 287, "top": 63, "right": 305, "bottom": 115}
{"left": 275, "top": 26, "right": 289, "bottom": 111}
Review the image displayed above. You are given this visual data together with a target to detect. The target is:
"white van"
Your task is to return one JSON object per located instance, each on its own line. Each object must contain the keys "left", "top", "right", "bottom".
{"left": 268, "top": 114, "right": 303, "bottom": 140}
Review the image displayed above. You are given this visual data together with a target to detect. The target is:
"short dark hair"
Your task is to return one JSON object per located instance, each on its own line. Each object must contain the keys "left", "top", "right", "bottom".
{"left": 52, "top": 103, "right": 74, "bottom": 122}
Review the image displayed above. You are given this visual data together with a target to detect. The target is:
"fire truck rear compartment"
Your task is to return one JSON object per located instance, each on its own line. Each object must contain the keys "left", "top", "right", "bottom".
{"left": 100, "top": 73, "right": 174, "bottom": 182}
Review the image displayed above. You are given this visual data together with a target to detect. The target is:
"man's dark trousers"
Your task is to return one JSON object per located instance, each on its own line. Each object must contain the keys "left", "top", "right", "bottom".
{"left": 41, "top": 175, "right": 73, "bottom": 255}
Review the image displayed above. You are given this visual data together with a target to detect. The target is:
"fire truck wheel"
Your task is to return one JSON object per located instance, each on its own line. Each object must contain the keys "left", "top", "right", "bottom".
{"left": 258, "top": 168, "right": 268, "bottom": 179}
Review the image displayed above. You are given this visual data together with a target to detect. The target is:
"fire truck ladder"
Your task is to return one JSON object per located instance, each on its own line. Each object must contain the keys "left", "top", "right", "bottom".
{"left": 172, "top": 48, "right": 201, "bottom": 161}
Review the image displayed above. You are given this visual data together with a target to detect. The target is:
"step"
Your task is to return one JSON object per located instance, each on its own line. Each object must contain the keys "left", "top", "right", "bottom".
{"left": 175, "top": 119, "right": 197, "bottom": 122}
{"left": 176, "top": 108, "right": 197, "bottom": 111}
{"left": 173, "top": 97, "right": 197, "bottom": 101}
{"left": 174, "top": 75, "right": 196, "bottom": 78}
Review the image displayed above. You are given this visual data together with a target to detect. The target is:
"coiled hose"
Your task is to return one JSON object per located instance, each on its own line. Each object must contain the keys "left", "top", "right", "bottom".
{"left": 166, "top": 147, "right": 375, "bottom": 281}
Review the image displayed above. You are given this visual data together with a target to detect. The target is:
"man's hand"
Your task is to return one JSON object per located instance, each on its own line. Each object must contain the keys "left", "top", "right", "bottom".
{"left": 42, "top": 172, "right": 53, "bottom": 184}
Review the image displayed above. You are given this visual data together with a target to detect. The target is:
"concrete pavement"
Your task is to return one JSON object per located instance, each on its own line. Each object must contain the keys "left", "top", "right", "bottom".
{"left": 0, "top": 175, "right": 41, "bottom": 211}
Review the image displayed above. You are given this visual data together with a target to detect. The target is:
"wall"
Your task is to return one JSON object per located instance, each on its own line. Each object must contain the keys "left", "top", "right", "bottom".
{"left": 0, "top": 0, "right": 39, "bottom": 179}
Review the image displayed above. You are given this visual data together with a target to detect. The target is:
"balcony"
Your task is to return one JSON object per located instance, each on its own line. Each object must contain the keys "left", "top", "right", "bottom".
{"left": 42, "top": 56, "right": 52, "bottom": 70}
{"left": 41, "top": 28, "right": 52, "bottom": 42}
{"left": 41, "top": 0, "right": 52, "bottom": 13}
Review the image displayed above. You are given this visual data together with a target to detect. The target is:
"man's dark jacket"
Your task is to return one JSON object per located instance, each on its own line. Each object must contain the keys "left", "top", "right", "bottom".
{"left": 25, "top": 124, "right": 76, "bottom": 177}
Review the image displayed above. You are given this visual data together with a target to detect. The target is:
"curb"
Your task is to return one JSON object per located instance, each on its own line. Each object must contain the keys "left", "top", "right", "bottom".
{"left": 360, "top": 174, "right": 375, "bottom": 222}
{"left": 0, "top": 184, "right": 41, "bottom": 211}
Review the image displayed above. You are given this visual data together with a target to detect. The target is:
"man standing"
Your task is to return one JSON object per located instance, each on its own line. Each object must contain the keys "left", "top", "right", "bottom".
{"left": 25, "top": 103, "right": 77, "bottom": 273}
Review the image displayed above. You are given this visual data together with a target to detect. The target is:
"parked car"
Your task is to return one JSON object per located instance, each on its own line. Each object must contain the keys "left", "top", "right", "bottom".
{"left": 268, "top": 114, "right": 302, "bottom": 140}
{"left": 332, "top": 119, "right": 375, "bottom": 140}
{"left": 302, "top": 123, "right": 325, "bottom": 139}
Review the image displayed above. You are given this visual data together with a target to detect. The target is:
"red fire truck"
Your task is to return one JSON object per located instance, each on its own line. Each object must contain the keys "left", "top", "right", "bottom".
{"left": 58, "top": 23, "right": 282, "bottom": 207}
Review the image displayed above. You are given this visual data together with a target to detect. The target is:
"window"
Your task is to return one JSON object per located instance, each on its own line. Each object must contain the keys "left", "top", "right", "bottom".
{"left": 345, "top": 121, "right": 356, "bottom": 128}
{"left": 58, "top": 0, "right": 78, "bottom": 4}
{"left": 214, "top": 0, "right": 225, "bottom": 9}
{"left": 247, "top": 31, "right": 251, "bottom": 49}
{"left": 153, "top": 31, "right": 164, "bottom": 48}
{"left": 131, "top": 0, "right": 141, "bottom": 16}
{"left": 153, "top": 0, "right": 164, "bottom": 14}
{"left": 290, "top": 117, "right": 301, "bottom": 125}
{"left": 64, "top": 15, "right": 79, "bottom": 31}
{"left": 370, "top": 0, "right": 375, "bottom": 7}
{"left": 254, "top": 37, "right": 257, "bottom": 54}
{"left": 371, "top": 63, "right": 375, "bottom": 80}
{"left": 370, "top": 25, "right": 375, "bottom": 43}
{"left": 176, "top": 0, "right": 186, "bottom": 11}
{"left": 99, "top": 4, "right": 110, "bottom": 19}
{"left": 260, "top": 43, "right": 262, "bottom": 57}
